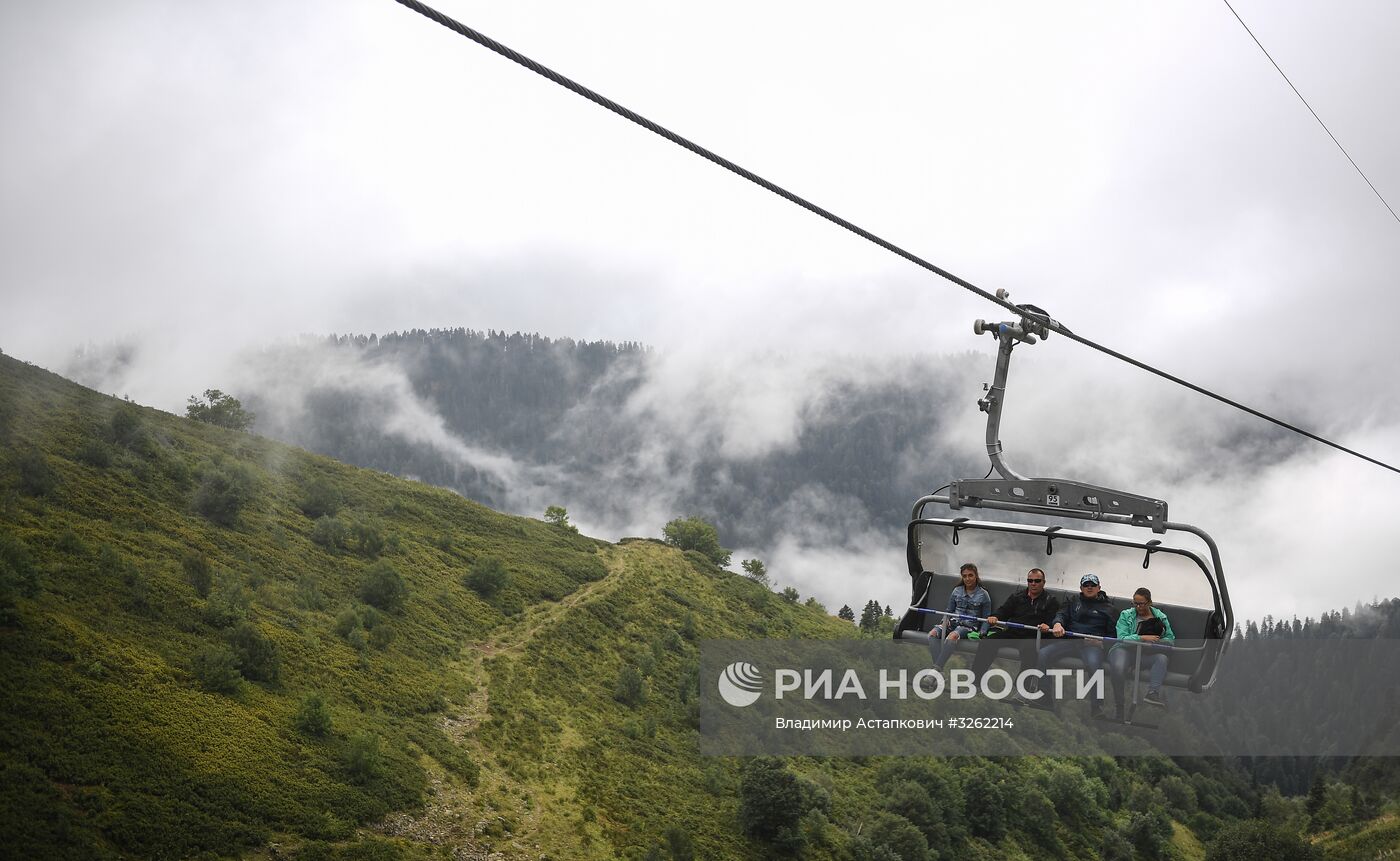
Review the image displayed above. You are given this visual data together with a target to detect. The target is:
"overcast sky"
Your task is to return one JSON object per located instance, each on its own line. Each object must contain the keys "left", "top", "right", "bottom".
{"left": 3, "top": 0, "right": 1398, "bottom": 622}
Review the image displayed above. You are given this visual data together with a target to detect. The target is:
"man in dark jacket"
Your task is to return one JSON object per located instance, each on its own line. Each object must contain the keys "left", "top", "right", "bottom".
{"left": 969, "top": 567, "right": 1059, "bottom": 684}
{"left": 1038, "top": 573, "right": 1118, "bottom": 717}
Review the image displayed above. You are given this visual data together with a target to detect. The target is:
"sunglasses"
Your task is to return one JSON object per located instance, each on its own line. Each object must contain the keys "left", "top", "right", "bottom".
{"left": 1026, "top": 578, "right": 1044, "bottom": 583}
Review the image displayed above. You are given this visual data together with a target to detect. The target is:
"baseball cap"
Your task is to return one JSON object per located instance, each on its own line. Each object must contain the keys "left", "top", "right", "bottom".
{"left": 1080, "top": 573, "right": 1100, "bottom": 587}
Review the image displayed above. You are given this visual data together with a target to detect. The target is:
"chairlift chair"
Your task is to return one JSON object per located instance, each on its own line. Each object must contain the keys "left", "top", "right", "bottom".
{"left": 893, "top": 293, "right": 1233, "bottom": 696}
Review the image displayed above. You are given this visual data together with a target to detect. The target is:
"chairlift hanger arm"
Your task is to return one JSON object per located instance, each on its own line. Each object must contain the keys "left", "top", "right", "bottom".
{"left": 961, "top": 292, "right": 1171, "bottom": 532}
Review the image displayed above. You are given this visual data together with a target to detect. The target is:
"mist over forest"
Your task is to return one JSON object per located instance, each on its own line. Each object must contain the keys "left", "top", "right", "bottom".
{"left": 240, "top": 329, "right": 982, "bottom": 550}
{"left": 161, "top": 325, "right": 1317, "bottom": 618}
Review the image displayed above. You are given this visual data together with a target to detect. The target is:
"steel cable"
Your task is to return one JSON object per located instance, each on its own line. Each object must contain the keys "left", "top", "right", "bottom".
{"left": 390, "top": 0, "right": 1400, "bottom": 476}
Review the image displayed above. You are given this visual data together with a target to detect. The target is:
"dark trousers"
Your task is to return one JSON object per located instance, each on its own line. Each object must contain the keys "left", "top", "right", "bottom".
{"left": 1037, "top": 640, "right": 1107, "bottom": 706}
{"left": 970, "top": 630, "right": 1044, "bottom": 684}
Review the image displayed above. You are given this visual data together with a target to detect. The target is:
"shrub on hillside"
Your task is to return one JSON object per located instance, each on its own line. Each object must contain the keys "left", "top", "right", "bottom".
{"left": 299, "top": 477, "right": 343, "bottom": 519}
{"left": 95, "top": 542, "right": 124, "bottom": 577}
{"left": 295, "top": 694, "right": 332, "bottom": 737}
{"left": 661, "top": 516, "right": 731, "bottom": 567}
{"left": 75, "top": 439, "right": 113, "bottom": 468}
{"left": 15, "top": 450, "right": 58, "bottom": 497}
{"left": 226, "top": 622, "right": 279, "bottom": 683}
{"left": 203, "top": 581, "right": 250, "bottom": 629}
{"left": 355, "top": 604, "right": 398, "bottom": 649}
{"left": 614, "top": 665, "right": 647, "bottom": 707}
{"left": 953, "top": 760, "right": 1008, "bottom": 841}
{"left": 343, "top": 732, "right": 384, "bottom": 784}
{"left": 293, "top": 574, "right": 325, "bottom": 611}
{"left": 349, "top": 518, "right": 386, "bottom": 558}
{"left": 124, "top": 568, "right": 151, "bottom": 614}
{"left": 1188, "top": 811, "right": 1224, "bottom": 842}
{"left": 105, "top": 407, "right": 158, "bottom": 459}
{"left": 333, "top": 607, "right": 361, "bottom": 639}
{"left": 464, "top": 556, "right": 508, "bottom": 598}
{"left": 311, "top": 515, "right": 348, "bottom": 551}
{"left": 182, "top": 551, "right": 213, "bottom": 597}
{"left": 192, "top": 462, "right": 256, "bottom": 526}
{"left": 0, "top": 533, "right": 40, "bottom": 624}
{"left": 192, "top": 644, "right": 242, "bottom": 694}
{"left": 359, "top": 561, "right": 406, "bottom": 613}
{"left": 367, "top": 623, "right": 395, "bottom": 651}
{"left": 55, "top": 527, "right": 88, "bottom": 556}
{"left": 163, "top": 457, "right": 193, "bottom": 491}
{"left": 108, "top": 406, "right": 143, "bottom": 446}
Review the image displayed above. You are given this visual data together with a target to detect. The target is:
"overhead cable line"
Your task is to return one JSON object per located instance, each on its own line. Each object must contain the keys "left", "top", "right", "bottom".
{"left": 1222, "top": 0, "right": 1400, "bottom": 226}
{"left": 389, "top": 0, "right": 1400, "bottom": 478}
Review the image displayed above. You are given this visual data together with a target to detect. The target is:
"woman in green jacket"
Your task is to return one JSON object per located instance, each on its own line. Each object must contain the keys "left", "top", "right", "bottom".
{"left": 1108, "top": 587, "right": 1175, "bottom": 716}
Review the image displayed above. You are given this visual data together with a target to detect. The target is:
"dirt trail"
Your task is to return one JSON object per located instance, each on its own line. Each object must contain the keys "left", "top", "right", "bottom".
{"left": 378, "top": 543, "right": 635, "bottom": 858}
{"left": 446, "top": 543, "right": 628, "bottom": 738}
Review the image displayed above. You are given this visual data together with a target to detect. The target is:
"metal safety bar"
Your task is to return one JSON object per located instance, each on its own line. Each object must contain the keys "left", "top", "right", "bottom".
{"left": 911, "top": 607, "right": 1191, "bottom": 720}
{"left": 908, "top": 607, "right": 1202, "bottom": 650}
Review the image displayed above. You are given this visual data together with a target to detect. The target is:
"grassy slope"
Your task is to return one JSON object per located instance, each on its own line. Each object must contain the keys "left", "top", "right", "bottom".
{"left": 1316, "top": 811, "right": 1400, "bottom": 860}
{"left": 385, "top": 539, "right": 864, "bottom": 859}
{"left": 0, "top": 354, "right": 861, "bottom": 859}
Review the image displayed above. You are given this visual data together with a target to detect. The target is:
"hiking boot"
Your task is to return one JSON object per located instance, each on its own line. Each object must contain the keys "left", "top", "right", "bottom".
{"left": 1143, "top": 689, "right": 1166, "bottom": 707}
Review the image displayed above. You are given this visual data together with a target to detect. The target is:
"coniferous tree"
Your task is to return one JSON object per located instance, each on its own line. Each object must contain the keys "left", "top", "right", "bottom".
{"left": 859, "top": 600, "right": 884, "bottom": 634}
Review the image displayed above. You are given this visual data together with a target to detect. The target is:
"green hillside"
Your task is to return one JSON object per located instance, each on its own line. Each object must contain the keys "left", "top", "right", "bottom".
{"left": 0, "top": 352, "right": 1393, "bottom": 861}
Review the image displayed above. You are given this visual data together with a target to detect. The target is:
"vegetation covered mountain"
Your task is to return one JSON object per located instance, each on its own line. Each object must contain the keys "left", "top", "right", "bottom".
{"left": 1, "top": 351, "right": 1396, "bottom": 860}
{"left": 241, "top": 329, "right": 980, "bottom": 547}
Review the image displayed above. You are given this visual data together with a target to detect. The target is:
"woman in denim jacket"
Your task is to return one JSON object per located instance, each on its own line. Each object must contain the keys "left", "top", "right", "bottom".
{"left": 929, "top": 563, "right": 991, "bottom": 669}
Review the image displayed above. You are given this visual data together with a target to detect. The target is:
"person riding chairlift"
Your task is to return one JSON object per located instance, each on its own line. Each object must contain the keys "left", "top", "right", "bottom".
{"left": 1037, "top": 573, "right": 1117, "bottom": 718}
{"left": 927, "top": 563, "right": 991, "bottom": 670}
{"left": 1108, "top": 587, "right": 1176, "bottom": 717}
